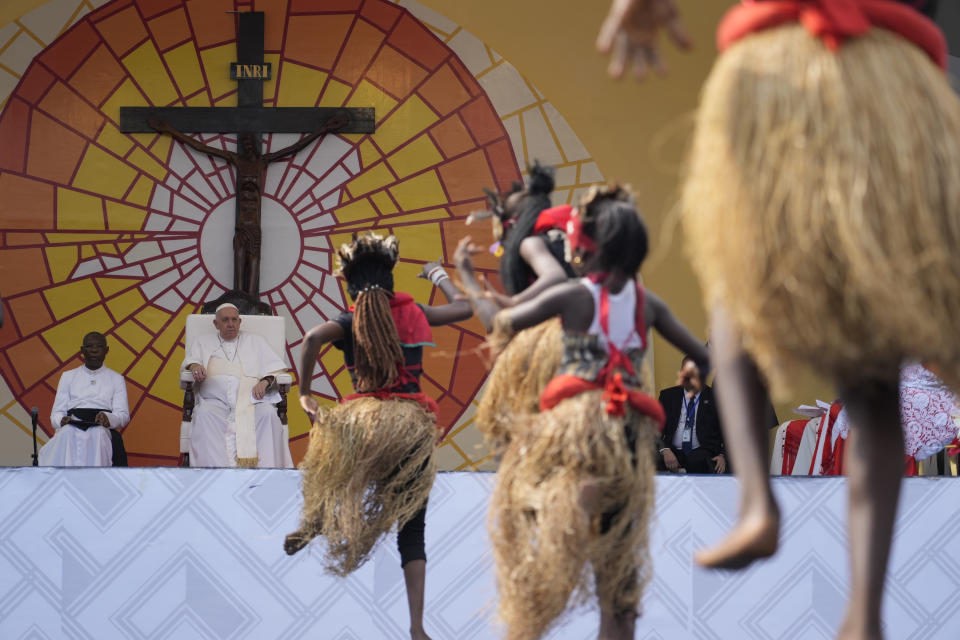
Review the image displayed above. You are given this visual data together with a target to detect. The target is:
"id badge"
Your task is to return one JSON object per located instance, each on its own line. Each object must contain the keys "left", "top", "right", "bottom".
{"left": 682, "top": 428, "right": 692, "bottom": 443}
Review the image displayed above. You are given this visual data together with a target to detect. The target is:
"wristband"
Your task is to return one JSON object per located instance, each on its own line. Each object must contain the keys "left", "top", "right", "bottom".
{"left": 428, "top": 266, "right": 450, "bottom": 286}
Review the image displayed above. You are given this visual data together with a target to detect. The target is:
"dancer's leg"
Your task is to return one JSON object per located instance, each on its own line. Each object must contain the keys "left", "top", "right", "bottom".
{"left": 398, "top": 506, "right": 432, "bottom": 640}
{"left": 695, "top": 304, "right": 779, "bottom": 569}
{"left": 836, "top": 376, "right": 902, "bottom": 640}
{"left": 598, "top": 610, "right": 634, "bottom": 640}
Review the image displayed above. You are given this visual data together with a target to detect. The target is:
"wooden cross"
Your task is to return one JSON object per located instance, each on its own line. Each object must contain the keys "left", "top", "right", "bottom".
{"left": 120, "top": 11, "right": 374, "bottom": 310}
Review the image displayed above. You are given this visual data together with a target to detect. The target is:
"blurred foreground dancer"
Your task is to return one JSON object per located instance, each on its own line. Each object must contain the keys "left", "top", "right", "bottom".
{"left": 285, "top": 233, "right": 471, "bottom": 640}
{"left": 681, "top": 2, "right": 957, "bottom": 638}
{"left": 457, "top": 186, "right": 708, "bottom": 640}
{"left": 466, "top": 163, "right": 576, "bottom": 452}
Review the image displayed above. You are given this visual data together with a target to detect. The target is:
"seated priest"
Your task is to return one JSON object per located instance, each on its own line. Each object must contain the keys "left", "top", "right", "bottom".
{"left": 39, "top": 332, "right": 130, "bottom": 467}
{"left": 182, "top": 303, "right": 293, "bottom": 468}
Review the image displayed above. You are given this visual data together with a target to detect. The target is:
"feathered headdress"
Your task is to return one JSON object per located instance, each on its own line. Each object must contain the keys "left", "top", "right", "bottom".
{"left": 466, "top": 161, "right": 556, "bottom": 232}
{"left": 335, "top": 232, "right": 399, "bottom": 280}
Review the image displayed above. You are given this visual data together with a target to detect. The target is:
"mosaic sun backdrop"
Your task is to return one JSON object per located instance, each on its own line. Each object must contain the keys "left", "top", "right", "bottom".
{"left": 0, "top": 0, "right": 605, "bottom": 469}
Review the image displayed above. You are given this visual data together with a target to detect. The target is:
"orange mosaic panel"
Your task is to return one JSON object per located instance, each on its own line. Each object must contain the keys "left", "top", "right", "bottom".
{"left": 69, "top": 45, "right": 127, "bottom": 108}
{"left": 0, "top": 99, "right": 30, "bottom": 172}
{"left": 135, "top": 0, "right": 183, "bottom": 20}
{"left": 148, "top": 8, "right": 192, "bottom": 52}
{"left": 290, "top": 0, "right": 361, "bottom": 12}
{"left": 39, "top": 21, "right": 100, "bottom": 80}
{"left": 27, "top": 112, "right": 87, "bottom": 184}
{"left": 285, "top": 14, "right": 353, "bottom": 70}
{"left": 0, "top": 0, "right": 523, "bottom": 468}
{"left": 254, "top": 0, "right": 288, "bottom": 50}
{"left": 448, "top": 57, "right": 481, "bottom": 97}
{"left": 386, "top": 14, "right": 447, "bottom": 71}
{"left": 17, "top": 65, "right": 56, "bottom": 105}
{"left": 185, "top": 0, "right": 237, "bottom": 48}
{"left": 365, "top": 45, "right": 427, "bottom": 100}
{"left": 8, "top": 293, "right": 54, "bottom": 338}
{"left": 360, "top": 0, "right": 401, "bottom": 32}
{"left": 7, "top": 336, "right": 59, "bottom": 389}
{"left": 417, "top": 63, "right": 471, "bottom": 117}
{"left": 460, "top": 96, "right": 504, "bottom": 146}
{"left": 437, "top": 149, "right": 497, "bottom": 203}
{"left": 0, "top": 175, "right": 55, "bottom": 230}
{"left": 332, "top": 19, "right": 385, "bottom": 86}
{"left": 94, "top": 4, "right": 149, "bottom": 57}
{"left": 39, "top": 83, "right": 105, "bottom": 139}
{"left": 485, "top": 138, "right": 523, "bottom": 193}
{"left": 429, "top": 114, "right": 475, "bottom": 159}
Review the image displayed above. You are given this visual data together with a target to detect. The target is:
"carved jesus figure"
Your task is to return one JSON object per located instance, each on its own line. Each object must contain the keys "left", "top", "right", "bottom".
{"left": 148, "top": 114, "right": 349, "bottom": 298}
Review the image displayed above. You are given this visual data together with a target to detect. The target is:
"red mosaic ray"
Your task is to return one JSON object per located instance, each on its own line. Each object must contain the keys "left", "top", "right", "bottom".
{"left": 0, "top": 0, "right": 521, "bottom": 465}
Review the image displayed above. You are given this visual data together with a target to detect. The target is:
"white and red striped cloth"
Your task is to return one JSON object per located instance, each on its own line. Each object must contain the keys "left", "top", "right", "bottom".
{"left": 772, "top": 365, "right": 960, "bottom": 476}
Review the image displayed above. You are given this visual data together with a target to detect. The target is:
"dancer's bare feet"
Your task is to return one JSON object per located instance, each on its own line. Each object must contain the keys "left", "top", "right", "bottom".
{"left": 694, "top": 508, "right": 780, "bottom": 570}
{"left": 410, "top": 627, "right": 434, "bottom": 640}
{"left": 836, "top": 619, "right": 883, "bottom": 640}
{"left": 283, "top": 530, "right": 310, "bottom": 556}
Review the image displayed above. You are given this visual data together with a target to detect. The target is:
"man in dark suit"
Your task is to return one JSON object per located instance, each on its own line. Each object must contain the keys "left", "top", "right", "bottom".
{"left": 658, "top": 356, "right": 728, "bottom": 474}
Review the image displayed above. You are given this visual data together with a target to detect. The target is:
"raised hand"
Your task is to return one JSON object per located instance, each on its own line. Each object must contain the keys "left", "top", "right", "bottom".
{"left": 596, "top": 0, "right": 692, "bottom": 80}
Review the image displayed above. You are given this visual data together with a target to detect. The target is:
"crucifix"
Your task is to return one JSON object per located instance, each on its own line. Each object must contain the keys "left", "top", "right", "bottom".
{"left": 120, "top": 11, "right": 375, "bottom": 311}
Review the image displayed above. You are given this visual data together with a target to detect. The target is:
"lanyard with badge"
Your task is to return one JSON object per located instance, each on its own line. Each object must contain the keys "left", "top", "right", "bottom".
{"left": 682, "top": 393, "right": 699, "bottom": 452}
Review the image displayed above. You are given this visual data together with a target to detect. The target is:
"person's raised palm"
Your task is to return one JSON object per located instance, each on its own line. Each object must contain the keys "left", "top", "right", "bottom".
{"left": 596, "top": 0, "right": 692, "bottom": 80}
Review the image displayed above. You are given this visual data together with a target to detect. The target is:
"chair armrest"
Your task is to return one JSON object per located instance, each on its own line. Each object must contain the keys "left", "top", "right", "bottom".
{"left": 276, "top": 373, "right": 293, "bottom": 389}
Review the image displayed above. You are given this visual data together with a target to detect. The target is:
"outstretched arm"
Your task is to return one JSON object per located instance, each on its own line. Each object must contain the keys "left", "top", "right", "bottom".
{"left": 417, "top": 261, "right": 474, "bottom": 326}
{"left": 504, "top": 281, "right": 590, "bottom": 334}
{"left": 262, "top": 113, "right": 349, "bottom": 162}
{"left": 148, "top": 118, "right": 238, "bottom": 164}
{"left": 298, "top": 321, "right": 345, "bottom": 419}
{"left": 646, "top": 290, "right": 709, "bottom": 373}
{"left": 508, "top": 235, "right": 570, "bottom": 305}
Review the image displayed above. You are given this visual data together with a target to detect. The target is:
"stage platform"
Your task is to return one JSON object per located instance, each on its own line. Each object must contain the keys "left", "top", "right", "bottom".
{"left": 0, "top": 468, "right": 957, "bottom": 639}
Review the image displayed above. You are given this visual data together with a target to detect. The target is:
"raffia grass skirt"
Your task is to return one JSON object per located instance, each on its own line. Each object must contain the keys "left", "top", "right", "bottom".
{"left": 477, "top": 318, "right": 564, "bottom": 452}
{"left": 293, "top": 397, "right": 438, "bottom": 576}
{"left": 682, "top": 26, "right": 960, "bottom": 397}
{"left": 490, "top": 390, "right": 657, "bottom": 640}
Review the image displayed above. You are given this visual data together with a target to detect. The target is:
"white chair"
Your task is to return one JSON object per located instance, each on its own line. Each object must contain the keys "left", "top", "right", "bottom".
{"left": 179, "top": 314, "right": 293, "bottom": 464}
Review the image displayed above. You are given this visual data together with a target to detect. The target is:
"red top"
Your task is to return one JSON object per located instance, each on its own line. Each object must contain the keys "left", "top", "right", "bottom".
{"left": 718, "top": 0, "right": 946, "bottom": 69}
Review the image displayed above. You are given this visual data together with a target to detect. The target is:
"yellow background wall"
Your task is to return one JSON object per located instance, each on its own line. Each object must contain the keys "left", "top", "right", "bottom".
{"left": 418, "top": 0, "right": 836, "bottom": 415}
{"left": 18, "top": 0, "right": 947, "bottom": 432}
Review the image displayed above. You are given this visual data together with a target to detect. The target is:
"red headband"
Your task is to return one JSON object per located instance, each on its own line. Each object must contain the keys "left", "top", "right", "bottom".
{"left": 567, "top": 209, "right": 598, "bottom": 255}
{"left": 531, "top": 204, "right": 600, "bottom": 254}
{"left": 717, "top": 0, "right": 946, "bottom": 70}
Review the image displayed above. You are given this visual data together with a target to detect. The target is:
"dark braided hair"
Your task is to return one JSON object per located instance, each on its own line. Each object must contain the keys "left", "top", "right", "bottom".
{"left": 337, "top": 234, "right": 404, "bottom": 392}
{"left": 498, "top": 162, "right": 555, "bottom": 296}
{"left": 578, "top": 184, "right": 648, "bottom": 276}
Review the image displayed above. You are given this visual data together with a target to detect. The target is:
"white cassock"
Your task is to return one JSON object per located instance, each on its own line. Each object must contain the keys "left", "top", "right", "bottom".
{"left": 39, "top": 365, "right": 130, "bottom": 467}
{"left": 182, "top": 331, "right": 293, "bottom": 468}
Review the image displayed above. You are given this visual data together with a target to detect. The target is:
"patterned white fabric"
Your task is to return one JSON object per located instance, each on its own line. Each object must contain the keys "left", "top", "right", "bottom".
{"left": 898, "top": 363, "right": 960, "bottom": 459}
{"left": 1, "top": 470, "right": 957, "bottom": 639}
{"left": 832, "top": 364, "right": 960, "bottom": 460}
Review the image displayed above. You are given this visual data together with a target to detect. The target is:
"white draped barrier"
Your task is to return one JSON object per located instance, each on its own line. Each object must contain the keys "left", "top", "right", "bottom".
{"left": 0, "top": 468, "right": 957, "bottom": 639}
